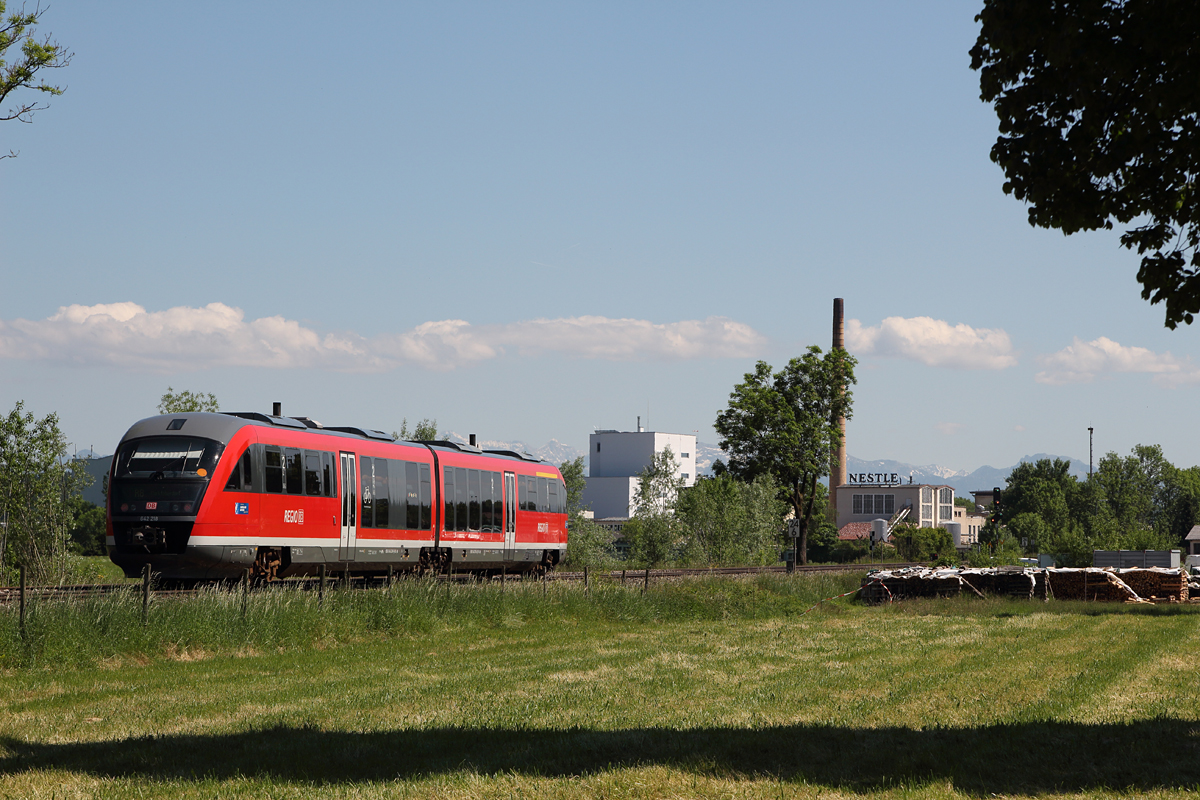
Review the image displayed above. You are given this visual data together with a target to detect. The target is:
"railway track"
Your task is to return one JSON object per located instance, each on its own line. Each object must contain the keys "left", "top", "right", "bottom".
{"left": 0, "top": 562, "right": 922, "bottom": 603}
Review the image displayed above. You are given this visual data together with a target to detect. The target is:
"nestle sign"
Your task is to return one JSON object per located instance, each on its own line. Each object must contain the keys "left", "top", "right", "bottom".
{"left": 848, "top": 473, "right": 900, "bottom": 485}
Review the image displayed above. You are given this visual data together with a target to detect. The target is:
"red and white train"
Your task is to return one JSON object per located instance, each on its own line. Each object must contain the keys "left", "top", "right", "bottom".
{"left": 106, "top": 411, "right": 568, "bottom": 581}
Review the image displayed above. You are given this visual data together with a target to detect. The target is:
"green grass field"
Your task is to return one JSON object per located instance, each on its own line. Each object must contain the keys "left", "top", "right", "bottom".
{"left": 2, "top": 574, "right": 1199, "bottom": 799}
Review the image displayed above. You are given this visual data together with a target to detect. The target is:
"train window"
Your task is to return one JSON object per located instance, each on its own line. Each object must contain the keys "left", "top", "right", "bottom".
{"left": 538, "top": 477, "right": 549, "bottom": 513}
{"left": 114, "top": 436, "right": 223, "bottom": 479}
{"left": 360, "top": 457, "right": 374, "bottom": 528}
{"left": 322, "top": 452, "right": 336, "bottom": 497}
{"left": 455, "top": 467, "right": 468, "bottom": 532}
{"left": 443, "top": 467, "right": 455, "bottom": 532}
{"left": 419, "top": 463, "right": 431, "bottom": 530}
{"left": 264, "top": 447, "right": 284, "bottom": 493}
{"left": 375, "top": 459, "right": 390, "bottom": 529}
{"left": 548, "top": 479, "right": 558, "bottom": 515}
{"left": 284, "top": 449, "right": 303, "bottom": 495}
{"left": 468, "top": 469, "right": 481, "bottom": 531}
{"left": 224, "top": 453, "right": 240, "bottom": 490}
{"left": 481, "top": 472, "right": 494, "bottom": 532}
{"left": 225, "top": 448, "right": 253, "bottom": 491}
{"left": 492, "top": 472, "right": 503, "bottom": 531}
{"left": 305, "top": 452, "right": 322, "bottom": 496}
{"left": 385, "top": 459, "right": 404, "bottom": 529}
{"left": 404, "top": 461, "right": 418, "bottom": 529}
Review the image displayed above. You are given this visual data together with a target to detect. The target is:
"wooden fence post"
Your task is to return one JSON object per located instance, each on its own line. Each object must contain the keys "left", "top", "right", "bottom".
{"left": 319, "top": 564, "right": 326, "bottom": 608}
{"left": 643, "top": 566, "right": 650, "bottom": 594}
{"left": 584, "top": 565, "right": 590, "bottom": 597}
{"left": 386, "top": 565, "right": 393, "bottom": 589}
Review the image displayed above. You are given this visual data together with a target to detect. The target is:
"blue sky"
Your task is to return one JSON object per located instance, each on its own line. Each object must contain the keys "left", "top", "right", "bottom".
{"left": 2, "top": 1, "right": 1197, "bottom": 471}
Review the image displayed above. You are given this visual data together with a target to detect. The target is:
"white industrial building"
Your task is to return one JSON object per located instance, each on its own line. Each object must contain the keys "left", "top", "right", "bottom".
{"left": 582, "top": 426, "right": 696, "bottom": 521}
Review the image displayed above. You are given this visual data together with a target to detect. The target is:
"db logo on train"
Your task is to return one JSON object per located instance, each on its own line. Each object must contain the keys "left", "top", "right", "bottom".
{"left": 283, "top": 509, "right": 305, "bottom": 524}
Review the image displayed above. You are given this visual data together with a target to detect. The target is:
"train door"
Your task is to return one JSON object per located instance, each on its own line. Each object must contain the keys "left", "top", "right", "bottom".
{"left": 339, "top": 452, "right": 357, "bottom": 561}
{"left": 504, "top": 471, "right": 516, "bottom": 560}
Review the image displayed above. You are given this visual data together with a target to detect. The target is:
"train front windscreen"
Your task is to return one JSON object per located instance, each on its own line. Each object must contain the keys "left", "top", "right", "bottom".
{"left": 110, "top": 436, "right": 226, "bottom": 516}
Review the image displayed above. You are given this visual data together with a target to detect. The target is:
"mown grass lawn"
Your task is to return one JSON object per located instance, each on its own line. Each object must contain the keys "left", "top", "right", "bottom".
{"left": 2, "top": 574, "right": 1200, "bottom": 798}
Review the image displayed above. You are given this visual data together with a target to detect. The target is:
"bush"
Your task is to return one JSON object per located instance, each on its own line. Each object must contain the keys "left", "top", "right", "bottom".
{"left": 564, "top": 515, "right": 617, "bottom": 569}
{"left": 890, "top": 524, "right": 956, "bottom": 562}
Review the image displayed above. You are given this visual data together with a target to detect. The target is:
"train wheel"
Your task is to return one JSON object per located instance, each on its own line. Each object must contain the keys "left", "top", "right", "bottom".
{"left": 252, "top": 547, "right": 283, "bottom": 582}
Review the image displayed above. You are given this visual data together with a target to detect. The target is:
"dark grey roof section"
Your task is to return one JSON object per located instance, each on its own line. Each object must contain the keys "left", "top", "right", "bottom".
{"left": 119, "top": 412, "right": 254, "bottom": 445}
{"left": 325, "top": 426, "right": 395, "bottom": 442}
{"left": 224, "top": 411, "right": 307, "bottom": 430}
{"left": 416, "top": 440, "right": 482, "bottom": 454}
{"left": 483, "top": 449, "right": 544, "bottom": 463}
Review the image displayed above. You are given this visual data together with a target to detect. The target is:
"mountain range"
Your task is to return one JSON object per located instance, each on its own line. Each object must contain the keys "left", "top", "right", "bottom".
{"left": 844, "top": 453, "right": 1091, "bottom": 497}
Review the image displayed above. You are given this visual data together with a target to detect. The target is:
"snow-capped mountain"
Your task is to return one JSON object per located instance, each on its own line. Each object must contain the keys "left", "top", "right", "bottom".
{"left": 441, "top": 433, "right": 584, "bottom": 465}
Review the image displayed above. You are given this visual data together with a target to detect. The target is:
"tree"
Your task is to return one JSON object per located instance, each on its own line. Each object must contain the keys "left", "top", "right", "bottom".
{"left": 971, "top": 1, "right": 1200, "bottom": 328}
{"left": 560, "top": 456, "right": 586, "bottom": 516}
{"left": 67, "top": 497, "right": 106, "bottom": 556}
{"left": 1, "top": 1, "right": 71, "bottom": 159}
{"left": 1002, "top": 458, "right": 1076, "bottom": 536}
{"left": 393, "top": 418, "right": 439, "bottom": 441}
{"left": 625, "top": 446, "right": 684, "bottom": 570}
{"left": 677, "top": 474, "right": 787, "bottom": 565}
{"left": 0, "top": 401, "right": 90, "bottom": 582}
{"left": 158, "top": 387, "right": 219, "bottom": 414}
{"left": 891, "top": 524, "right": 957, "bottom": 564}
{"left": 999, "top": 448, "right": 1187, "bottom": 562}
{"left": 714, "top": 346, "right": 856, "bottom": 565}
{"left": 558, "top": 455, "right": 614, "bottom": 569}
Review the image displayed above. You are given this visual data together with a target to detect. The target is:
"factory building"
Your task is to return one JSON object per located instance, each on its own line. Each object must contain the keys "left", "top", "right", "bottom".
{"left": 582, "top": 425, "right": 696, "bottom": 521}
{"left": 834, "top": 479, "right": 957, "bottom": 531}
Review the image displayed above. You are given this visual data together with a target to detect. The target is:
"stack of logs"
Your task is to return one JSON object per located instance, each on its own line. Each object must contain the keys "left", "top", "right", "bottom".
{"left": 862, "top": 566, "right": 1189, "bottom": 604}
{"left": 1044, "top": 569, "right": 1140, "bottom": 603}
{"left": 1112, "top": 568, "right": 1188, "bottom": 602}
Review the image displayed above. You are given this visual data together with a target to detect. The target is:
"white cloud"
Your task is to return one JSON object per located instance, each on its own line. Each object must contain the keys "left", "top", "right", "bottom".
{"left": 934, "top": 422, "right": 963, "bottom": 435}
{"left": 1035, "top": 337, "right": 1200, "bottom": 386}
{"left": 846, "top": 316, "right": 1017, "bottom": 370}
{"left": 0, "top": 303, "right": 765, "bottom": 373}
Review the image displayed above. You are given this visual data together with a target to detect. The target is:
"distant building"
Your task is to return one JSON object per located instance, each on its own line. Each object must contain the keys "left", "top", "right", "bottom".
{"left": 581, "top": 426, "right": 696, "bottom": 520}
{"left": 834, "top": 480, "right": 956, "bottom": 531}
{"left": 1185, "top": 525, "right": 1200, "bottom": 556}
{"left": 834, "top": 480, "right": 986, "bottom": 548}
{"left": 951, "top": 504, "right": 987, "bottom": 546}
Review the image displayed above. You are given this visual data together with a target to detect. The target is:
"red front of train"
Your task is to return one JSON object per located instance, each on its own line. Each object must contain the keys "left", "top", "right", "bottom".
{"left": 107, "top": 411, "right": 568, "bottom": 580}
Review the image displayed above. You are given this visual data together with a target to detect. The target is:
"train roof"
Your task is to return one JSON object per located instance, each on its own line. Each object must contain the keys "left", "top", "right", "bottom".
{"left": 117, "top": 412, "right": 553, "bottom": 467}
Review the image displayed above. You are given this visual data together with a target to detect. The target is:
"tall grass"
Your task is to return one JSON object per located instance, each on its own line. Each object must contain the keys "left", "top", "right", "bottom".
{"left": 0, "top": 571, "right": 864, "bottom": 669}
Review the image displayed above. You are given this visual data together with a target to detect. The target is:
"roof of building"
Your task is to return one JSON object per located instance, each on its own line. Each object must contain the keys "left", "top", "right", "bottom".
{"left": 1185, "top": 525, "right": 1200, "bottom": 542}
{"left": 838, "top": 522, "right": 873, "bottom": 541}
